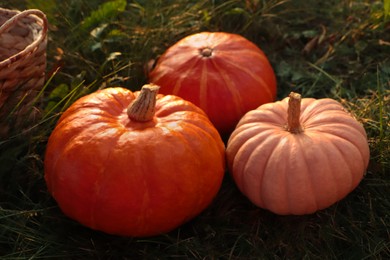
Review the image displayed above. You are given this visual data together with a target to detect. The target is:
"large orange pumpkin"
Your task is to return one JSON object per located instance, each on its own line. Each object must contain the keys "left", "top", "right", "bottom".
{"left": 44, "top": 84, "right": 225, "bottom": 237}
{"left": 148, "top": 31, "right": 277, "bottom": 137}
{"left": 226, "top": 92, "right": 370, "bottom": 215}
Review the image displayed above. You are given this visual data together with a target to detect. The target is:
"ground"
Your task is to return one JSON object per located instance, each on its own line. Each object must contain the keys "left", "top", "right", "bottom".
{"left": 0, "top": 0, "right": 389, "bottom": 259}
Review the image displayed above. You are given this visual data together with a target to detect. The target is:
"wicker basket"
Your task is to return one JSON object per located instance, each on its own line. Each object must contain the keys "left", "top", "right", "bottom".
{"left": 0, "top": 8, "right": 47, "bottom": 138}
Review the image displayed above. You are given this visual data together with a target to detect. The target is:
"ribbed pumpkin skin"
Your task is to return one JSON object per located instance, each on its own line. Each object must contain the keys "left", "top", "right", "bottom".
{"left": 149, "top": 32, "right": 277, "bottom": 136}
{"left": 226, "top": 97, "right": 370, "bottom": 215}
{"left": 44, "top": 87, "right": 225, "bottom": 237}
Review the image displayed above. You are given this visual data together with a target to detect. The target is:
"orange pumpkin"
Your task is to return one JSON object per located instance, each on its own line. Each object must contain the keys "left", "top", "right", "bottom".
{"left": 44, "top": 84, "right": 225, "bottom": 237}
{"left": 226, "top": 92, "right": 370, "bottom": 215}
{"left": 148, "top": 31, "right": 277, "bottom": 137}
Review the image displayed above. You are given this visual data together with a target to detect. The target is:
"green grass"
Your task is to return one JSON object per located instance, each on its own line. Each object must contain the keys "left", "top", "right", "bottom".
{"left": 1, "top": 0, "right": 389, "bottom": 259}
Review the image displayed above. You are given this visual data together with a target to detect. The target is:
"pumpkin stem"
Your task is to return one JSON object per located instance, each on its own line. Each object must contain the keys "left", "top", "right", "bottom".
{"left": 200, "top": 47, "right": 213, "bottom": 57}
{"left": 127, "top": 84, "right": 160, "bottom": 122}
{"left": 287, "top": 92, "right": 303, "bottom": 134}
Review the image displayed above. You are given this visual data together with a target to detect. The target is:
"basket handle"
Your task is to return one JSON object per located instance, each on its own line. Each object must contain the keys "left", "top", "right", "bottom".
{"left": 0, "top": 9, "right": 48, "bottom": 67}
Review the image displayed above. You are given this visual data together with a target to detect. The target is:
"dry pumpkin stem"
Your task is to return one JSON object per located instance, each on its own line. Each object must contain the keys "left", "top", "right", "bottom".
{"left": 200, "top": 47, "right": 213, "bottom": 57}
{"left": 287, "top": 92, "right": 303, "bottom": 134}
{"left": 127, "top": 84, "right": 160, "bottom": 122}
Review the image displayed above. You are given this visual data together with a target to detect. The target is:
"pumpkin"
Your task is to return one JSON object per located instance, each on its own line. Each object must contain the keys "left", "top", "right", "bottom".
{"left": 148, "top": 31, "right": 277, "bottom": 137}
{"left": 44, "top": 84, "right": 225, "bottom": 237}
{"left": 226, "top": 92, "right": 370, "bottom": 215}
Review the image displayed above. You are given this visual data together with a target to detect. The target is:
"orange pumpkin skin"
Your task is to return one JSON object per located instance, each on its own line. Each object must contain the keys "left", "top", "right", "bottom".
{"left": 226, "top": 94, "right": 370, "bottom": 215}
{"left": 148, "top": 32, "right": 277, "bottom": 137}
{"left": 44, "top": 87, "right": 225, "bottom": 237}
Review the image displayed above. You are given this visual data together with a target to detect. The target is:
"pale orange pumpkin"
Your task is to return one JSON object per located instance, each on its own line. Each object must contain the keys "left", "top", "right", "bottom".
{"left": 226, "top": 92, "right": 370, "bottom": 215}
{"left": 44, "top": 84, "right": 225, "bottom": 237}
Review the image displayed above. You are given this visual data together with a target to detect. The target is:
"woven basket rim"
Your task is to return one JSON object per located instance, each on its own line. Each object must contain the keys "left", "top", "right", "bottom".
{"left": 0, "top": 8, "right": 48, "bottom": 68}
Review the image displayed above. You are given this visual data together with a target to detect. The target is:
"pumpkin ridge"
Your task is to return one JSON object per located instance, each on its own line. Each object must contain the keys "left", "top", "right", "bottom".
{"left": 154, "top": 96, "right": 206, "bottom": 119}
{"left": 227, "top": 124, "right": 284, "bottom": 173}
{"left": 202, "top": 31, "right": 227, "bottom": 47}
{"left": 49, "top": 124, "right": 124, "bottom": 230}
{"left": 316, "top": 132, "right": 365, "bottom": 188}
{"left": 218, "top": 48, "right": 271, "bottom": 65}
{"left": 315, "top": 134, "right": 350, "bottom": 200}
{"left": 199, "top": 60, "right": 208, "bottom": 111}
{"left": 299, "top": 99, "right": 321, "bottom": 118}
{"left": 106, "top": 88, "right": 135, "bottom": 112}
{"left": 310, "top": 123, "right": 369, "bottom": 166}
{"left": 53, "top": 120, "right": 118, "bottom": 171}
{"left": 244, "top": 132, "right": 284, "bottom": 207}
{"left": 302, "top": 111, "right": 353, "bottom": 127}
{"left": 157, "top": 112, "right": 208, "bottom": 126}
{"left": 258, "top": 134, "right": 292, "bottom": 213}
{"left": 128, "top": 131, "right": 179, "bottom": 234}
{"left": 228, "top": 124, "right": 277, "bottom": 161}
{"left": 232, "top": 130, "right": 280, "bottom": 189}
{"left": 237, "top": 104, "right": 287, "bottom": 128}
{"left": 114, "top": 131, "right": 166, "bottom": 235}
{"left": 307, "top": 121, "right": 363, "bottom": 133}
{"left": 283, "top": 136, "right": 301, "bottom": 213}
{"left": 325, "top": 136, "right": 358, "bottom": 192}
{"left": 157, "top": 107, "right": 221, "bottom": 142}
{"left": 298, "top": 133, "right": 328, "bottom": 213}
{"left": 172, "top": 56, "right": 203, "bottom": 95}
{"left": 214, "top": 46, "right": 267, "bottom": 64}
{"left": 220, "top": 58, "right": 275, "bottom": 101}
{"left": 289, "top": 135, "right": 319, "bottom": 214}
{"left": 163, "top": 118, "right": 224, "bottom": 222}
{"left": 179, "top": 119, "right": 223, "bottom": 151}
{"left": 45, "top": 112, "right": 111, "bottom": 182}
{"left": 92, "top": 89, "right": 131, "bottom": 116}
{"left": 303, "top": 116, "right": 347, "bottom": 130}
{"left": 269, "top": 104, "right": 290, "bottom": 126}
{"left": 300, "top": 99, "right": 348, "bottom": 125}
{"left": 208, "top": 57, "right": 243, "bottom": 119}
{"left": 171, "top": 125, "right": 216, "bottom": 214}
{"left": 159, "top": 45, "right": 195, "bottom": 61}
{"left": 60, "top": 90, "right": 133, "bottom": 124}
{"left": 89, "top": 130, "right": 123, "bottom": 230}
